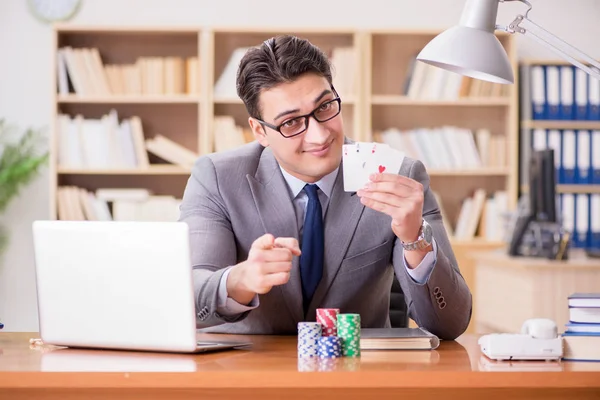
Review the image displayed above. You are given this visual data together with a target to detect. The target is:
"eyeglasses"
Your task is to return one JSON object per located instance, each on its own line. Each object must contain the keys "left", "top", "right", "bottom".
{"left": 256, "top": 97, "right": 342, "bottom": 138}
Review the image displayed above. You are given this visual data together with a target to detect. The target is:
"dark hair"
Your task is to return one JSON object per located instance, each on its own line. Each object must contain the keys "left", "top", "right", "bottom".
{"left": 236, "top": 35, "right": 333, "bottom": 119}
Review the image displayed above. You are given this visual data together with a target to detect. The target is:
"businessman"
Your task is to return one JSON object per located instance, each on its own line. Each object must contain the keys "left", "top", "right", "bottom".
{"left": 179, "top": 35, "right": 472, "bottom": 340}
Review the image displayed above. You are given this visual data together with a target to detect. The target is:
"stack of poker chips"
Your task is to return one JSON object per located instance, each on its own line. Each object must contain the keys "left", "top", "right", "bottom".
{"left": 297, "top": 309, "right": 361, "bottom": 360}
{"left": 317, "top": 336, "right": 343, "bottom": 358}
{"left": 316, "top": 308, "right": 339, "bottom": 336}
{"left": 297, "top": 322, "right": 321, "bottom": 358}
{"left": 337, "top": 313, "right": 361, "bottom": 357}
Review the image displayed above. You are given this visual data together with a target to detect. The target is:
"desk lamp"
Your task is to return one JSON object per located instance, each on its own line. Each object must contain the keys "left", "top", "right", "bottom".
{"left": 417, "top": 0, "right": 600, "bottom": 83}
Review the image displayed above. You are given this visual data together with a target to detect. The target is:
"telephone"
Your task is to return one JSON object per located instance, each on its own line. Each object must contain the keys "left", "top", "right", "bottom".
{"left": 478, "top": 318, "right": 563, "bottom": 361}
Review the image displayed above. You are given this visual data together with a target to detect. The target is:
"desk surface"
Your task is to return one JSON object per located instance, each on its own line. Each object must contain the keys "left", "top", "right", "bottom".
{"left": 1, "top": 332, "right": 599, "bottom": 400}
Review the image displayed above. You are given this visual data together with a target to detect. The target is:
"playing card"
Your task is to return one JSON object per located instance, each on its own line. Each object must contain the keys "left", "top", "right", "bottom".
{"left": 342, "top": 143, "right": 369, "bottom": 192}
{"left": 364, "top": 144, "right": 405, "bottom": 178}
{"left": 342, "top": 142, "right": 405, "bottom": 192}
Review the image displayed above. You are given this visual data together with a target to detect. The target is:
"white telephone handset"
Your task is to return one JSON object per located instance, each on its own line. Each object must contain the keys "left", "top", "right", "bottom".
{"left": 521, "top": 318, "right": 559, "bottom": 339}
{"left": 478, "top": 318, "right": 563, "bottom": 361}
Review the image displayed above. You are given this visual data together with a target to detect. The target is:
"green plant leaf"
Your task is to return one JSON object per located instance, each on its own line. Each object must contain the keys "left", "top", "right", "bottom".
{"left": 0, "top": 119, "right": 49, "bottom": 215}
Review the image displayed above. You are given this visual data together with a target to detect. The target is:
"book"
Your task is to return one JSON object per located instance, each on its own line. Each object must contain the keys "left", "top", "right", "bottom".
{"left": 568, "top": 293, "right": 600, "bottom": 308}
{"left": 570, "top": 307, "right": 600, "bottom": 324}
{"left": 562, "top": 332, "right": 600, "bottom": 362}
{"left": 565, "top": 322, "right": 600, "bottom": 334}
{"left": 359, "top": 327, "right": 440, "bottom": 350}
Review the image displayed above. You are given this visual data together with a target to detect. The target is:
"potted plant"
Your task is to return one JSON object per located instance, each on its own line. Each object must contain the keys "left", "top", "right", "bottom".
{"left": 0, "top": 119, "right": 49, "bottom": 329}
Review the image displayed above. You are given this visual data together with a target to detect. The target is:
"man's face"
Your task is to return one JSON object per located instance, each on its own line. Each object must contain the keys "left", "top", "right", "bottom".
{"left": 249, "top": 73, "right": 344, "bottom": 183}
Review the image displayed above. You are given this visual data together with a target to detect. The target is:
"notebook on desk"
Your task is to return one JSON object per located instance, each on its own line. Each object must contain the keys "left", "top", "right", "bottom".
{"left": 359, "top": 327, "right": 440, "bottom": 350}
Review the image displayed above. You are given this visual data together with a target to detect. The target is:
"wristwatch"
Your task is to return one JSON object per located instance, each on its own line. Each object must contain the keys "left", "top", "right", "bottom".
{"left": 401, "top": 219, "right": 433, "bottom": 251}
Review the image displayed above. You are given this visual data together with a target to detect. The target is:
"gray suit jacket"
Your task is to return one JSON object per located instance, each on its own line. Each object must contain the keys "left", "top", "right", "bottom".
{"left": 179, "top": 141, "right": 472, "bottom": 340}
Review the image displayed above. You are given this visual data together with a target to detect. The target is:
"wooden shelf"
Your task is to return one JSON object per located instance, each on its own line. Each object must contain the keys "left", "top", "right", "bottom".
{"left": 57, "top": 95, "right": 201, "bottom": 104}
{"left": 370, "top": 95, "right": 510, "bottom": 106}
{"left": 213, "top": 95, "right": 356, "bottom": 105}
{"left": 521, "top": 184, "right": 600, "bottom": 194}
{"left": 58, "top": 166, "right": 191, "bottom": 175}
{"left": 522, "top": 120, "right": 600, "bottom": 130}
{"left": 428, "top": 167, "right": 510, "bottom": 176}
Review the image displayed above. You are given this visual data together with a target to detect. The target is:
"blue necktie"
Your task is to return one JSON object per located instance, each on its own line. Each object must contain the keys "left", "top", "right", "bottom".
{"left": 300, "top": 184, "right": 324, "bottom": 313}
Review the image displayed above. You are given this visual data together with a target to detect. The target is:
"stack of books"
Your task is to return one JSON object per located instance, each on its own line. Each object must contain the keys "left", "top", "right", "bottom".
{"left": 562, "top": 293, "right": 600, "bottom": 362}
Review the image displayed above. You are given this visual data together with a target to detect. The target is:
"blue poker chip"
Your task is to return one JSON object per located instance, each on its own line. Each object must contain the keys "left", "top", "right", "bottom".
{"left": 317, "top": 336, "right": 342, "bottom": 358}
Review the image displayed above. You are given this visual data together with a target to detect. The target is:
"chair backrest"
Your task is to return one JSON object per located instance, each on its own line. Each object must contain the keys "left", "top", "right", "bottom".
{"left": 389, "top": 275, "right": 409, "bottom": 327}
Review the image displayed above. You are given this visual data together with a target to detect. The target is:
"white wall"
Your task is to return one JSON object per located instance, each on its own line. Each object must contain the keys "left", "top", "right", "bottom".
{"left": 1, "top": 0, "right": 599, "bottom": 331}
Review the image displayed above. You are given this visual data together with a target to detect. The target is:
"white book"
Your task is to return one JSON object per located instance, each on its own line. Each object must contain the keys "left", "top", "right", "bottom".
{"left": 56, "top": 48, "right": 69, "bottom": 95}
{"left": 214, "top": 48, "right": 251, "bottom": 98}
{"left": 118, "top": 120, "right": 139, "bottom": 168}
{"left": 96, "top": 188, "right": 151, "bottom": 202}
{"left": 454, "top": 197, "right": 474, "bottom": 239}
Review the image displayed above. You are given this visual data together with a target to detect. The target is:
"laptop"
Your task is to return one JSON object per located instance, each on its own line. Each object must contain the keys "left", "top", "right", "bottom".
{"left": 32, "top": 220, "right": 251, "bottom": 354}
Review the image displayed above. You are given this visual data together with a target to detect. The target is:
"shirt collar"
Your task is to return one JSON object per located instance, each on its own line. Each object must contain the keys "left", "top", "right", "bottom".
{"left": 279, "top": 165, "right": 339, "bottom": 200}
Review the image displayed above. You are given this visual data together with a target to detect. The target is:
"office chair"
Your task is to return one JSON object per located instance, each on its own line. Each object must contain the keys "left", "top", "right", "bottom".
{"left": 389, "top": 274, "right": 409, "bottom": 328}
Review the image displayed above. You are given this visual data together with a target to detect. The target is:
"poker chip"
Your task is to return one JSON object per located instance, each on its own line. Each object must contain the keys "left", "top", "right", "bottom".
{"left": 317, "top": 336, "right": 342, "bottom": 358}
{"left": 336, "top": 313, "right": 361, "bottom": 357}
{"left": 297, "top": 322, "right": 322, "bottom": 358}
{"left": 316, "top": 308, "right": 339, "bottom": 336}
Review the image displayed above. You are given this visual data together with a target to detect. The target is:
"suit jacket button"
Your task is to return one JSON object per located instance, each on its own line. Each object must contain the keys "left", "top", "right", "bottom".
{"left": 433, "top": 287, "right": 440, "bottom": 295}
{"left": 439, "top": 300, "right": 446, "bottom": 309}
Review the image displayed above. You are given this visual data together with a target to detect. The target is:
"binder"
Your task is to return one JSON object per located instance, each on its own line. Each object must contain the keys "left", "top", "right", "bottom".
{"left": 561, "top": 193, "right": 575, "bottom": 245}
{"left": 547, "top": 130, "right": 562, "bottom": 183}
{"left": 589, "top": 76, "right": 600, "bottom": 120}
{"left": 576, "top": 130, "right": 591, "bottom": 184}
{"left": 546, "top": 66, "right": 561, "bottom": 120}
{"left": 560, "top": 66, "right": 574, "bottom": 120}
{"left": 532, "top": 128, "right": 547, "bottom": 151}
{"left": 591, "top": 194, "right": 600, "bottom": 249}
{"left": 575, "top": 194, "right": 589, "bottom": 248}
{"left": 530, "top": 65, "right": 546, "bottom": 119}
{"left": 592, "top": 130, "right": 600, "bottom": 184}
{"left": 574, "top": 68, "right": 588, "bottom": 120}
{"left": 561, "top": 130, "right": 576, "bottom": 184}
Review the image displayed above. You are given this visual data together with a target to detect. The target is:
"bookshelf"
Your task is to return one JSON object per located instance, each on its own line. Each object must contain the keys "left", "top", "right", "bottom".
{"left": 364, "top": 30, "right": 519, "bottom": 247}
{"left": 50, "top": 25, "right": 521, "bottom": 248}
{"left": 519, "top": 59, "right": 600, "bottom": 251}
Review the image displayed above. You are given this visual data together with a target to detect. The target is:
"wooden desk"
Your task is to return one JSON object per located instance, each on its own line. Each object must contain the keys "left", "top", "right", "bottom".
{"left": 1, "top": 332, "right": 599, "bottom": 399}
{"left": 472, "top": 249, "right": 600, "bottom": 334}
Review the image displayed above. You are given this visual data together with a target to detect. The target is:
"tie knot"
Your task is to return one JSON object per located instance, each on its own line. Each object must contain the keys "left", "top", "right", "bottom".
{"left": 304, "top": 184, "right": 319, "bottom": 200}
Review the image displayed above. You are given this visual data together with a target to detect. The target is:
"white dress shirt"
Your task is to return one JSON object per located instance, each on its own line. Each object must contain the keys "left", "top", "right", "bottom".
{"left": 215, "top": 166, "right": 438, "bottom": 316}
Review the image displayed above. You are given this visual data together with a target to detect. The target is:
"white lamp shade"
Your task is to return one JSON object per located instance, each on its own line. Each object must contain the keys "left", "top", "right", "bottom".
{"left": 417, "top": 25, "right": 514, "bottom": 84}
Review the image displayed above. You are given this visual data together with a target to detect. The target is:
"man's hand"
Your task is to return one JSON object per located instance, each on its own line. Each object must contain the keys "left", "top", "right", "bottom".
{"left": 226, "top": 233, "right": 301, "bottom": 305}
{"left": 357, "top": 173, "right": 432, "bottom": 268}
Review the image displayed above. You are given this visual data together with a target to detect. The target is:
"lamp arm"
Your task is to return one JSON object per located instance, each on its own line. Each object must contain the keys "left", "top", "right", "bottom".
{"left": 495, "top": 1, "right": 600, "bottom": 81}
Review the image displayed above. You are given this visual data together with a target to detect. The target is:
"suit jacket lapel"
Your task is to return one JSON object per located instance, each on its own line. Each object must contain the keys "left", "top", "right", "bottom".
{"left": 308, "top": 162, "right": 365, "bottom": 312}
{"left": 247, "top": 148, "right": 304, "bottom": 323}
